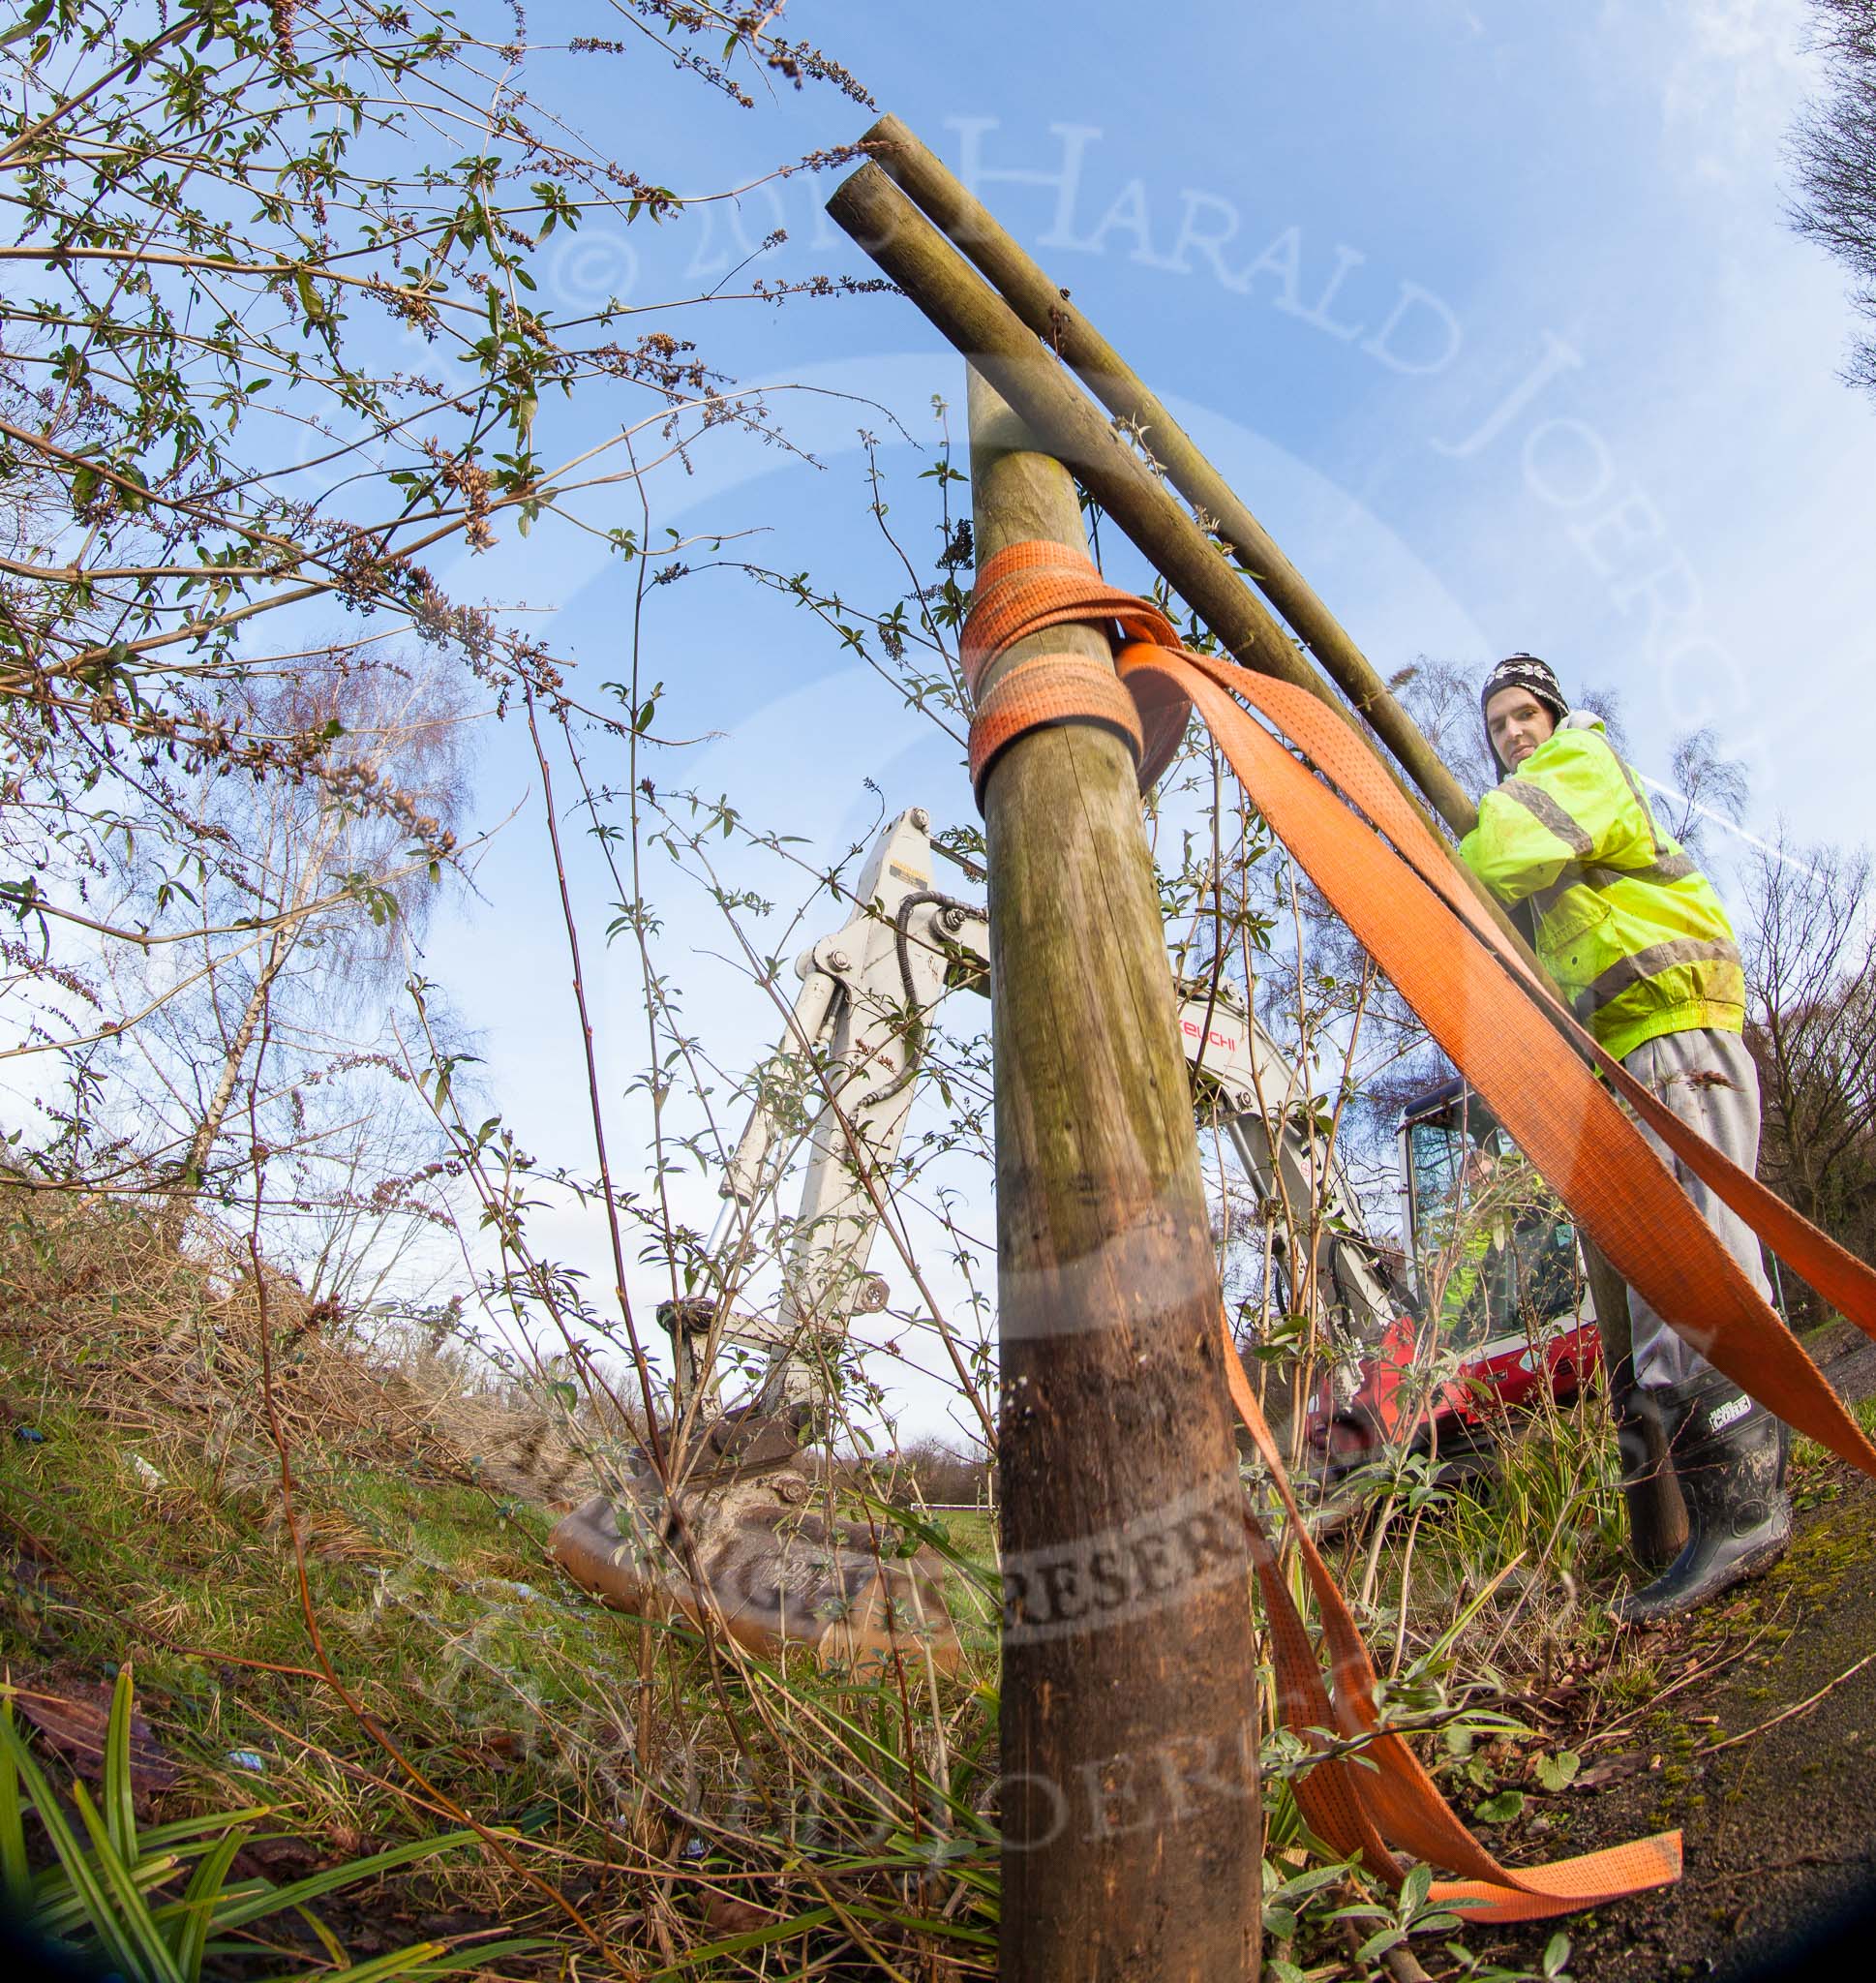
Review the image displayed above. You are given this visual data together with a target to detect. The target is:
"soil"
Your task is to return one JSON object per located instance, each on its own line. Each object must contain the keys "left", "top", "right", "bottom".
{"left": 1482, "top": 1327, "right": 1876, "bottom": 1982}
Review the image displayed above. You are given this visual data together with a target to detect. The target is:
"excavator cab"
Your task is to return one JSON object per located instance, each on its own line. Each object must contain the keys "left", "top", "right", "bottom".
{"left": 1399, "top": 1078, "right": 1586, "bottom": 1354}
{"left": 1302, "top": 1077, "right": 1599, "bottom": 1491}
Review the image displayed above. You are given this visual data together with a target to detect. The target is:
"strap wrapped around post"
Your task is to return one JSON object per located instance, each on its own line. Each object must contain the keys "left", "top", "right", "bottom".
{"left": 959, "top": 534, "right": 1876, "bottom": 1925}
{"left": 960, "top": 542, "right": 1192, "bottom": 808}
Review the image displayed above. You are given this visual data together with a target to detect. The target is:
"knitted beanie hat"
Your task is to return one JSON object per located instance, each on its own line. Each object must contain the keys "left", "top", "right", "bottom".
{"left": 1480, "top": 654, "right": 1569, "bottom": 771}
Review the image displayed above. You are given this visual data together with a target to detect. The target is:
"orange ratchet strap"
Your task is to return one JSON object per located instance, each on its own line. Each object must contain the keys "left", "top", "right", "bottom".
{"left": 961, "top": 539, "right": 1193, "bottom": 804}
{"left": 960, "top": 540, "right": 1876, "bottom": 1922}
{"left": 1225, "top": 1324, "right": 1683, "bottom": 1921}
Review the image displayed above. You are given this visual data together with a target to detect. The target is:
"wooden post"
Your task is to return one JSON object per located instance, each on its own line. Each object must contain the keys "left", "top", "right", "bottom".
{"left": 861, "top": 112, "right": 1478, "bottom": 839}
{"left": 969, "top": 369, "right": 1261, "bottom": 1981}
{"left": 827, "top": 160, "right": 1475, "bottom": 840}
{"left": 829, "top": 144, "right": 1680, "bottom": 1582}
{"left": 1581, "top": 1238, "right": 1688, "bottom": 1570}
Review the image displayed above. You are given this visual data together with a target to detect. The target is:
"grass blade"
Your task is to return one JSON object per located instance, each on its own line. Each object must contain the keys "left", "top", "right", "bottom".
{"left": 417, "top": 1937, "right": 555, "bottom": 1973}
{"left": 170, "top": 1825, "right": 245, "bottom": 1982}
{"left": 294, "top": 1900, "right": 351, "bottom": 1968}
{"left": 104, "top": 1665, "right": 139, "bottom": 1868}
{"left": 0, "top": 1724, "right": 144, "bottom": 1979}
{"left": 34, "top": 1852, "right": 179, "bottom": 1941}
{"left": 68, "top": 1778, "right": 186, "bottom": 1983}
{"left": 242, "top": 1939, "right": 449, "bottom": 1983}
{"left": 641, "top": 1904, "right": 837, "bottom": 1975}
{"left": 212, "top": 1827, "right": 479, "bottom": 1930}
{"left": 137, "top": 1805, "right": 274, "bottom": 1851}
{"left": 0, "top": 1702, "right": 32, "bottom": 1914}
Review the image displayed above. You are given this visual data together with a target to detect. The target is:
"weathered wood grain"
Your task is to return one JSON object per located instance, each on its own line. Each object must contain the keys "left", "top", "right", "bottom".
{"left": 863, "top": 110, "right": 1479, "bottom": 839}
{"left": 969, "top": 369, "right": 1261, "bottom": 1983}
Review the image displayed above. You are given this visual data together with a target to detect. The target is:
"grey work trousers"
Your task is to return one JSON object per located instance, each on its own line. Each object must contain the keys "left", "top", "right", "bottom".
{"left": 1622, "top": 1026, "right": 1772, "bottom": 1392}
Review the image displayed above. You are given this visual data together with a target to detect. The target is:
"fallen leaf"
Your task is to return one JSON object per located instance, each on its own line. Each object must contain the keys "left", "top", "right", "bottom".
{"left": 16, "top": 1682, "right": 178, "bottom": 1796}
{"left": 233, "top": 1836, "right": 321, "bottom": 1881}
{"left": 1571, "top": 1752, "right": 1649, "bottom": 1792}
{"left": 704, "top": 1896, "right": 776, "bottom": 1937}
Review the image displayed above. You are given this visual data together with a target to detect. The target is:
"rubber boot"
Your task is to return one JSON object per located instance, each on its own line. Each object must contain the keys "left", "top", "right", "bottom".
{"left": 1612, "top": 1371, "right": 1792, "bottom": 1630}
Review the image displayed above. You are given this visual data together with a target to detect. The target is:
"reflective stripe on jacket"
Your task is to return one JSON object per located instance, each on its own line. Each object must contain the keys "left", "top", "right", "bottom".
{"left": 1457, "top": 714, "right": 1744, "bottom": 1062}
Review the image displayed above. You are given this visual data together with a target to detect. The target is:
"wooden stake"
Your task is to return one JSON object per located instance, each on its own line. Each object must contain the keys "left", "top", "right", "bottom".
{"left": 825, "top": 161, "right": 1570, "bottom": 1032}
{"left": 862, "top": 112, "right": 1478, "bottom": 838}
{"left": 1581, "top": 1238, "right": 1688, "bottom": 1570}
{"left": 827, "top": 160, "right": 1474, "bottom": 839}
{"left": 969, "top": 368, "right": 1261, "bottom": 1981}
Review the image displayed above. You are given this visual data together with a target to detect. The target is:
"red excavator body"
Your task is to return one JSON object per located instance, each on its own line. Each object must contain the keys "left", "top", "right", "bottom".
{"left": 1301, "top": 1076, "right": 1603, "bottom": 1480}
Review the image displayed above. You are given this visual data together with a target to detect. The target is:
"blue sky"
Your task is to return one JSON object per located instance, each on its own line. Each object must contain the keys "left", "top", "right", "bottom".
{"left": 409, "top": 0, "right": 1875, "bottom": 1437}
{"left": 458, "top": 0, "right": 1872, "bottom": 846}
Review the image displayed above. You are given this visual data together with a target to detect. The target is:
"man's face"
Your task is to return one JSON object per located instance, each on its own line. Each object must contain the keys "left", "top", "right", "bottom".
{"left": 1462, "top": 1147, "right": 1498, "bottom": 1192}
{"left": 1485, "top": 687, "right": 1557, "bottom": 771}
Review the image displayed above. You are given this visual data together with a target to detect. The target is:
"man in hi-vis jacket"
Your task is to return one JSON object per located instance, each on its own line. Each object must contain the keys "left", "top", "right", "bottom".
{"left": 1458, "top": 654, "right": 1790, "bottom": 1625}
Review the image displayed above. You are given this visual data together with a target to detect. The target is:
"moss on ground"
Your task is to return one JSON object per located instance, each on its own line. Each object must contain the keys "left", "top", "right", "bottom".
{"left": 0, "top": 1192, "right": 1001, "bottom": 1974}
{"left": 0, "top": 1372, "right": 668, "bottom": 1932}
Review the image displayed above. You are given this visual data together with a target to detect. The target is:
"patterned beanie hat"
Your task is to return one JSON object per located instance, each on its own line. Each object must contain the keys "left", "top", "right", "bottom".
{"left": 1480, "top": 654, "right": 1569, "bottom": 770}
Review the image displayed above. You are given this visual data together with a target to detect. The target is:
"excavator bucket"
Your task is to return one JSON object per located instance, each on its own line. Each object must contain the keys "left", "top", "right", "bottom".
{"left": 549, "top": 1466, "right": 967, "bottom": 1677}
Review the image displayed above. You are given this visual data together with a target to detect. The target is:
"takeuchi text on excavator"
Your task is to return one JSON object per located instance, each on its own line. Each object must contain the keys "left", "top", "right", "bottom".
{"left": 548, "top": 807, "right": 1620, "bottom": 1669}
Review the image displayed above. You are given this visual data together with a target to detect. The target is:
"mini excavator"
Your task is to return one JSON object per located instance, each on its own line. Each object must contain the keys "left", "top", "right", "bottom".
{"left": 550, "top": 808, "right": 1605, "bottom": 1670}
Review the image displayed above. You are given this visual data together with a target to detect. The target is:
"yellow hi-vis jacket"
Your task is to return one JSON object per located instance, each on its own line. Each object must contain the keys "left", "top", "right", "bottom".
{"left": 1457, "top": 714, "right": 1745, "bottom": 1063}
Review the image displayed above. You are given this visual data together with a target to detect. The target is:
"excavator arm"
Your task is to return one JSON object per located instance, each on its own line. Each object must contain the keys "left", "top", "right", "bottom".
{"left": 668, "top": 807, "right": 1396, "bottom": 1422}
{"left": 663, "top": 807, "right": 988, "bottom": 1419}
{"left": 551, "top": 804, "right": 1403, "bottom": 1672}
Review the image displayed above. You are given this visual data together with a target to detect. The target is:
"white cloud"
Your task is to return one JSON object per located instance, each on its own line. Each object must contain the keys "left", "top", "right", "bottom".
{"left": 1659, "top": 0, "right": 1823, "bottom": 185}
